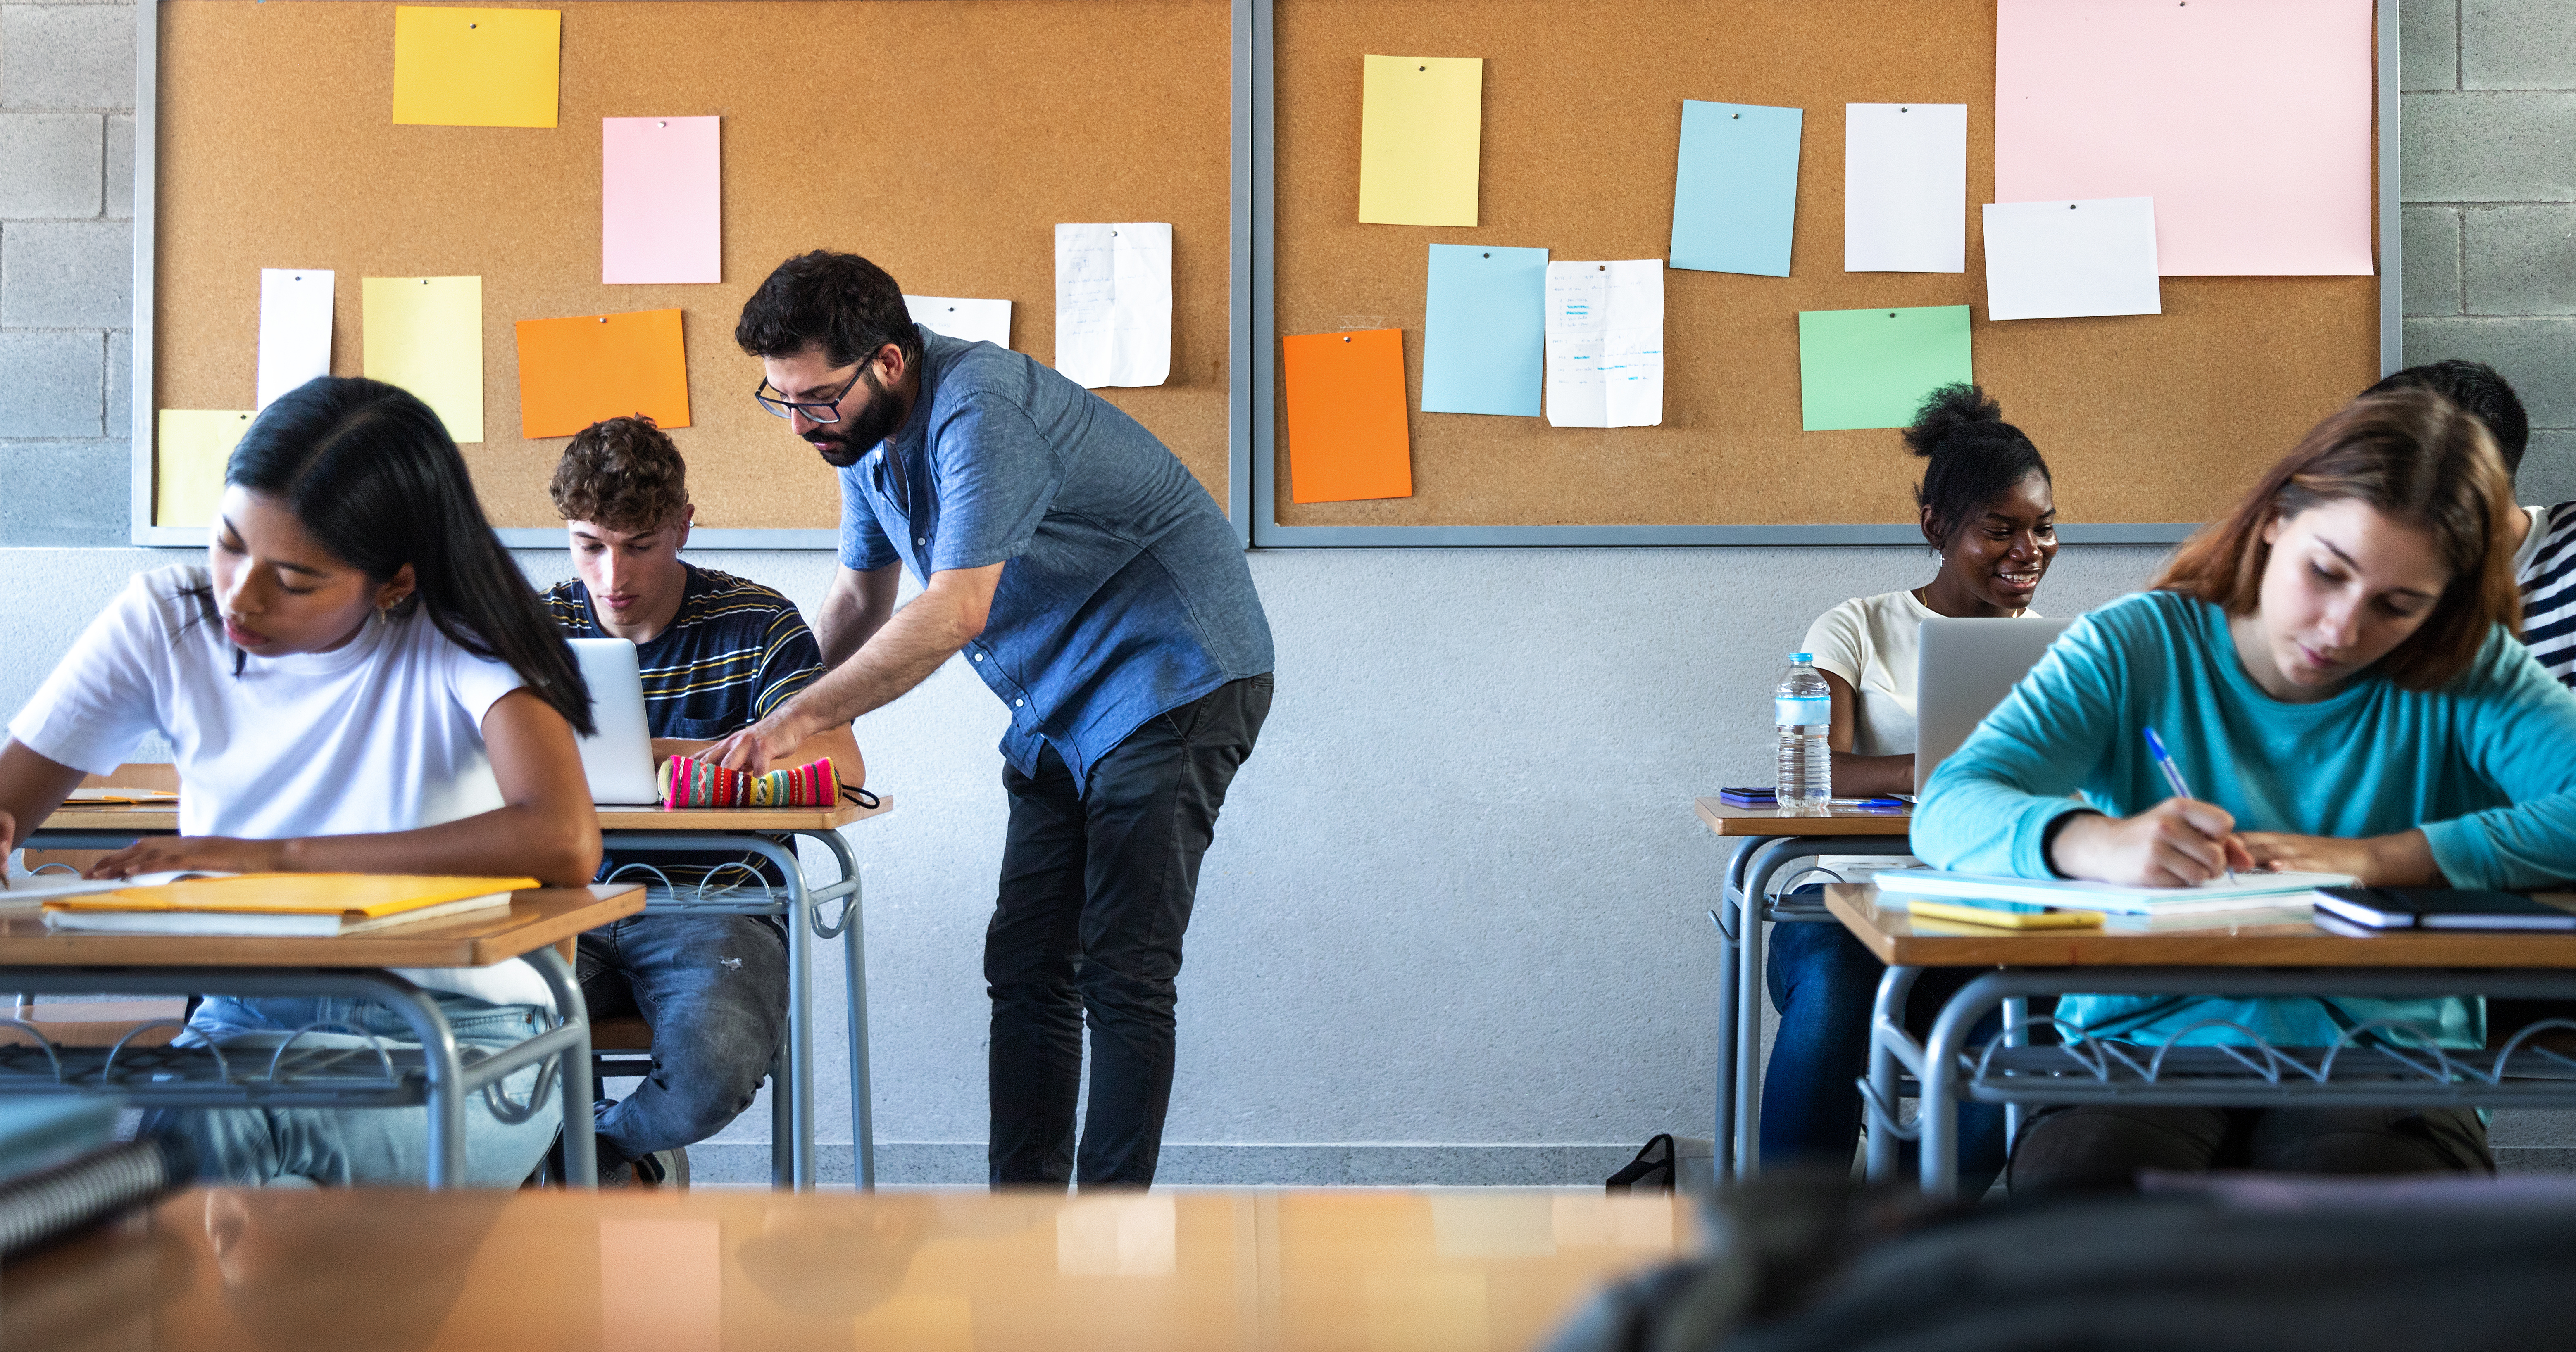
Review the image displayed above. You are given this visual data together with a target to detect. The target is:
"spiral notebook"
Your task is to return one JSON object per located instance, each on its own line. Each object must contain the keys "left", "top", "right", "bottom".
{"left": 1875, "top": 867, "right": 2354, "bottom": 917}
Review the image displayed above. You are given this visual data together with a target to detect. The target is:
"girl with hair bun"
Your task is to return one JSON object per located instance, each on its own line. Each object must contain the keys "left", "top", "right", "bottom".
{"left": 1761, "top": 383, "right": 2060, "bottom": 1193}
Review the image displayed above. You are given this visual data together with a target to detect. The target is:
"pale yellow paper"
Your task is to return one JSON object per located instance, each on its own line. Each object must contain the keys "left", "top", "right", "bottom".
{"left": 155, "top": 410, "right": 253, "bottom": 527}
{"left": 362, "top": 276, "right": 483, "bottom": 443}
{"left": 1358, "top": 55, "right": 1482, "bottom": 226}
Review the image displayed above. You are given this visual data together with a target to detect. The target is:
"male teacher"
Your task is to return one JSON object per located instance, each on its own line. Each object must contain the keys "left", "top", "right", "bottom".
{"left": 714, "top": 251, "right": 1275, "bottom": 1188}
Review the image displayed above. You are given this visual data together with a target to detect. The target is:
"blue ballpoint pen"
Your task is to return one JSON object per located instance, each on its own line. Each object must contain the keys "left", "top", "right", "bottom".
{"left": 2143, "top": 727, "right": 2233, "bottom": 884}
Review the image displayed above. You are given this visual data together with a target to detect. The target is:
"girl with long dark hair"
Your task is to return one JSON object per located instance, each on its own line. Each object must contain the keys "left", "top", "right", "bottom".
{"left": 0, "top": 377, "right": 600, "bottom": 1186}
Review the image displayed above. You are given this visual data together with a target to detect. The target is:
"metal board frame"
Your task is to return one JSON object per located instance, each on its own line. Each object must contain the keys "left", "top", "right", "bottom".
{"left": 128, "top": 0, "right": 2396, "bottom": 551}
{"left": 1236, "top": 0, "right": 2405, "bottom": 549}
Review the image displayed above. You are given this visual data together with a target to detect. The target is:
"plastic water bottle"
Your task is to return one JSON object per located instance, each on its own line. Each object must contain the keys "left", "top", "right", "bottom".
{"left": 1775, "top": 653, "right": 1832, "bottom": 814}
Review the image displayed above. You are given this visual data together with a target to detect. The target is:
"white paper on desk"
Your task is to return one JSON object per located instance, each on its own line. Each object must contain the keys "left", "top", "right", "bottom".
{"left": 905, "top": 295, "right": 1012, "bottom": 349}
{"left": 1845, "top": 104, "right": 1966, "bottom": 273}
{"left": 1053, "top": 223, "right": 1171, "bottom": 388}
{"left": 0, "top": 869, "right": 231, "bottom": 909}
{"left": 1543, "top": 260, "right": 1664, "bottom": 428}
{"left": 1982, "top": 197, "right": 2163, "bottom": 321}
{"left": 256, "top": 268, "right": 335, "bottom": 411}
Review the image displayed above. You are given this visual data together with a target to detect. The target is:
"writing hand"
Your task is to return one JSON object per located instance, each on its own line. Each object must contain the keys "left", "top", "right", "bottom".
{"left": 2050, "top": 798, "right": 2255, "bottom": 887}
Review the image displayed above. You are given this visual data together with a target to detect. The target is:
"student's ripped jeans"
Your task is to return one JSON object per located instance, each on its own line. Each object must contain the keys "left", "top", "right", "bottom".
{"left": 143, "top": 994, "right": 559, "bottom": 1187}
{"left": 576, "top": 912, "right": 789, "bottom": 1171}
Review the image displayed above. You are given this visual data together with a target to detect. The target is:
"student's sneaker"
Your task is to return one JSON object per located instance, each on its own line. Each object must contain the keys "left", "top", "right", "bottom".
{"left": 624, "top": 1147, "right": 688, "bottom": 1188}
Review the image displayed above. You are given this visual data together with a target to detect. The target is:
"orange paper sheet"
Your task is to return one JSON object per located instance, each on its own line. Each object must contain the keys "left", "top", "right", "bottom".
{"left": 514, "top": 309, "right": 691, "bottom": 439}
{"left": 1283, "top": 329, "right": 1412, "bottom": 504}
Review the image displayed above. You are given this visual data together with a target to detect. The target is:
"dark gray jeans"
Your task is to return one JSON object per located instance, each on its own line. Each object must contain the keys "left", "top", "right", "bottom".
{"left": 986, "top": 673, "right": 1273, "bottom": 1188}
{"left": 577, "top": 912, "right": 788, "bottom": 1168}
{"left": 2009, "top": 1103, "right": 2495, "bottom": 1196}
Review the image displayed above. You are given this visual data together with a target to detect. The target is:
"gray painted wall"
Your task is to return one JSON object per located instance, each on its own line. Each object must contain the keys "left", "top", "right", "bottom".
{"left": 2, "top": 0, "right": 2570, "bottom": 1182}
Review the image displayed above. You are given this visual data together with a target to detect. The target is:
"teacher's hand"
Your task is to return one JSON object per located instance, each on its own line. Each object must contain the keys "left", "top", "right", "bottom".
{"left": 2050, "top": 798, "right": 2253, "bottom": 887}
{"left": 707, "top": 716, "right": 800, "bottom": 775}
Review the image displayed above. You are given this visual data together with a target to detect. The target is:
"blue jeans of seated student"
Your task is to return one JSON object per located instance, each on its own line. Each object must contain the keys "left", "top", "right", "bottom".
{"left": 141, "top": 994, "right": 559, "bottom": 1188}
{"left": 1762, "top": 894, "right": 2009, "bottom": 1195}
{"left": 577, "top": 913, "right": 788, "bottom": 1169}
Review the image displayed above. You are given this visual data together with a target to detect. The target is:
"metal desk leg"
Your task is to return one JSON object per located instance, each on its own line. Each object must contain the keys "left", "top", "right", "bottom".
{"left": 807, "top": 827, "right": 875, "bottom": 1191}
{"left": 1999, "top": 995, "right": 2029, "bottom": 1147}
{"left": 1917, "top": 972, "right": 2014, "bottom": 1200}
{"left": 1709, "top": 837, "right": 1758, "bottom": 1178}
{"left": 1863, "top": 965, "right": 1922, "bottom": 1185}
{"left": 1731, "top": 836, "right": 1805, "bottom": 1178}
{"left": 524, "top": 946, "right": 598, "bottom": 1188}
{"left": 769, "top": 1041, "right": 794, "bottom": 1189}
{"left": 370, "top": 980, "right": 467, "bottom": 1188}
{"left": 783, "top": 859, "right": 816, "bottom": 1190}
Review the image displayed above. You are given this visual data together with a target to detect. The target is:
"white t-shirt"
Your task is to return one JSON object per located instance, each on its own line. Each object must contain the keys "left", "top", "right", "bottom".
{"left": 2513, "top": 504, "right": 2549, "bottom": 578}
{"left": 8, "top": 566, "right": 549, "bottom": 1009}
{"left": 1800, "top": 589, "right": 2043, "bottom": 758}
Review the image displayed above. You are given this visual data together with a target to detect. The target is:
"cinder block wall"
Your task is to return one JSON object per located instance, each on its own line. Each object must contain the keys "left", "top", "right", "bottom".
{"left": 2402, "top": 0, "right": 2576, "bottom": 506}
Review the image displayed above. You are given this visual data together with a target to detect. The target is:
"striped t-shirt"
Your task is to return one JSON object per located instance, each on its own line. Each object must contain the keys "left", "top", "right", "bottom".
{"left": 544, "top": 563, "right": 824, "bottom": 739}
{"left": 2521, "top": 503, "right": 2576, "bottom": 688}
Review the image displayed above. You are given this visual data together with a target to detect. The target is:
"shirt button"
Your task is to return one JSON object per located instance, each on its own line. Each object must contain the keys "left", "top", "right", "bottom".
{"left": 915, "top": 537, "right": 926, "bottom": 546}
{"left": 1015, "top": 699, "right": 1025, "bottom": 707}
{"left": 973, "top": 653, "right": 984, "bottom": 662}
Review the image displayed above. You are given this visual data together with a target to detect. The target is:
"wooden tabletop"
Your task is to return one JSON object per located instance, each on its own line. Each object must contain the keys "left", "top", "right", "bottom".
{"left": 1827, "top": 882, "right": 2576, "bottom": 968}
{"left": 1693, "top": 797, "right": 1912, "bottom": 838}
{"left": 5, "top": 1186, "right": 1687, "bottom": 1351}
{"left": 0, "top": 885, "right": 641, "bottom": 969}
{"left": 31, "top": 796, "right": 894, "bottom": 838}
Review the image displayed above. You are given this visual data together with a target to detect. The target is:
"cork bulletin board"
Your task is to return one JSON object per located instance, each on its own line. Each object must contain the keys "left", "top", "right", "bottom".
{"left": 1258, "top": 0, "right": 2394, "bottom": 544}
{"left": 143, "top": 0, "right": 1232, "bottom": 542}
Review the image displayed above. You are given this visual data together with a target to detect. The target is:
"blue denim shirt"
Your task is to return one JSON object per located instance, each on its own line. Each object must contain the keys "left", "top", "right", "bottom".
{"left": 839, "top": 327, "right": 1273, "bottom": 791}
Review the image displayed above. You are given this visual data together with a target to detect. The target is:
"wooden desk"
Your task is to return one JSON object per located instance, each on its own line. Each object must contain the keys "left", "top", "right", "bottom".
{"left": 26, "top": 794, "right": 898, "bottom": 1193}
{"left": 0, "top": 886, "right": 642, "bottom": 1188}
{"left": 4, "top": 1186, "right": 1688, "bottom": 1351}
{"left": 1827, "top": 882, "right": 2576, "bottom": 1196}
{"left": 1690, "top": 798, "right": 1915, "bottom": 1179}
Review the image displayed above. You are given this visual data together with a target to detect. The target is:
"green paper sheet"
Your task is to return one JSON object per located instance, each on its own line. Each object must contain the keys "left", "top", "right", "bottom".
{"left": 1797, "top": 305, "right": 1974, "bottom": 431}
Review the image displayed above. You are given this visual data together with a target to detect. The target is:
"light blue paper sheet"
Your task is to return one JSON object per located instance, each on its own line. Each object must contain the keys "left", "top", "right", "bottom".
{"left": 1670, "top": 100, "right": 1803, "bottom": 277}
{"left": 1422, "top": 243, "right": 1549, "bottom": 416}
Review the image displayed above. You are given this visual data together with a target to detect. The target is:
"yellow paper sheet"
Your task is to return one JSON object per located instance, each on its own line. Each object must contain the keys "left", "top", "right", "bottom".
{"left": 391, "top": 7, "right": 560, "bottom": 128}
{"left": 363, "top": 276, "right": 484, "bottom": 444}
{"left": 1358, "top": 54, "right": 1483, "bottom": 226}
{"left": 155, "top": 410, "right": 252, "bottom": 527}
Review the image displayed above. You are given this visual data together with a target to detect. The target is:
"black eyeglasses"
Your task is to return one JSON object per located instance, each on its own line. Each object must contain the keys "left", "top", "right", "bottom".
{"left": 753, "top": 368, "right": 864, "bottom": 423}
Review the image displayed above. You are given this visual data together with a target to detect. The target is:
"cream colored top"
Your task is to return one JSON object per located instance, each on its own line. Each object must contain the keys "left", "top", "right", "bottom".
{"left": 1800, "top": 589, "right": 2040, "bottom": 758}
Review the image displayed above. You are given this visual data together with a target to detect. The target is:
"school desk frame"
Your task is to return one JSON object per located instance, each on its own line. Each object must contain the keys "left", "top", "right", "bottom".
{"left": 127, "top": 0, "right": 2396, "bottom": 551}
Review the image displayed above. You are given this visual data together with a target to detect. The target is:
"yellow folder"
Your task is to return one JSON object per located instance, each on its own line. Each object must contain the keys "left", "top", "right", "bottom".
{"left": 48, "top": 874, "right": 537, "bottom": 917}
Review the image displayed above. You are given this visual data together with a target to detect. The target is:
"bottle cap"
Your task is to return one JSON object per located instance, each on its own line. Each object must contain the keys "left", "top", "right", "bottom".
{"left": 1790, "top": 652, "right": 1813, "bottom": 663}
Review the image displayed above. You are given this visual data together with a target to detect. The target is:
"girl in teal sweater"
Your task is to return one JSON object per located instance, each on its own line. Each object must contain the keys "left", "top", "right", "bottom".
{"left": 1916, "top": 386, "right": 2576, "bottom": 1193}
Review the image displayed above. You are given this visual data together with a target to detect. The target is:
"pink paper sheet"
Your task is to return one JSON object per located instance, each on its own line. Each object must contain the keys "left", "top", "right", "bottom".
{"left": 1995, "top": 0, "right": 2374, "bottom": 277}
{"left": 602, "top": 116, "right": 720, "bottom": 284}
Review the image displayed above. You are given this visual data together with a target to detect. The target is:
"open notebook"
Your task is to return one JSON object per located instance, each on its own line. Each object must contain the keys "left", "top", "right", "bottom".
{"left": 41, "top": 874, "right": 536, "bottom": 937}
{"left": 1874, "top": 867, "right": 2356, "bottom": 917}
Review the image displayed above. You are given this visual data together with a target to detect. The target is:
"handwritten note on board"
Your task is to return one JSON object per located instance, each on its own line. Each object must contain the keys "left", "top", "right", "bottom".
{"left": 1845, "top": 104, "right": 1966, "bottom": 273}
{"left": 390, "top": 7, "right": 560, "bottom": 128}
{"left": 155, "top": 410, "right": 253, "bottom": 527}
{"left": 1054, "top": 223, "right": 1171, "bottom": 388}
{"left": 1797, "top": 306, "right": 1973, "bottom": 432}
{"left": 1283, "top": 329, "right": 1412, "bottom": 504}
{"left": 905, "top": 296, "right": 1012, "bottom": 348}
{"left": 514, "top": 309, "right": 690, "bottom": 439}
{"left": 1983, "top": 198, "right": 2162, "bottom": 321}
{"left": 1995, "top": 0, "right": 2372, "bottom": 276}
{"left": 1358, "top": 55, "right": 1483, "bottom": 226}
{"left": 362, "top": 276, "right": 483, "bottom": 443}
{"left": 602, "top": 117, "right": 719, "bottom": 284}
{"left": 1670, "top": 101, "right": 1802, "bottom": 277}
{"left": 256, "top": 269, "right": 333, "bottom": 411}
{"left": 1544, "top": 261, "right": 1664, "bottom": 429}
{"left": 1422, "top": 244, "right": 1547, "bottom": 417}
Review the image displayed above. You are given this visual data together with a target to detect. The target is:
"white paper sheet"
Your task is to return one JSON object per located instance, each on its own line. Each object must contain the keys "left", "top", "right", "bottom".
{"left": 1845, "top": 104, "right": 1966, "bottom": 273}
{"left": 1053, "top": 223, "right": 1171, "bottom": 388}
{"left": 1543, "top": 260, "right": 1664, "bottom": 428}
{"left": 1981, "top": 197, "right": 2162, "bottom": 320}
{"left": 904, "top": 295, "right": 1013, "bottom": 348}
{"left": 256, "top": 268, "right": 335, "bottom": 410}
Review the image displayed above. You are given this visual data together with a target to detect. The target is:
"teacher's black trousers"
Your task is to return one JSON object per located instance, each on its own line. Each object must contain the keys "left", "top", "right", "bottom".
{"left": 985, "top": 674, "right": 1273, "bottom": 1187}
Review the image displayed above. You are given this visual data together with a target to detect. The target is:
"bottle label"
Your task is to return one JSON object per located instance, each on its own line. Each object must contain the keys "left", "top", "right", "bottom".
{"left": 1775, "top": 696, "right": 1831, "bottom": 728}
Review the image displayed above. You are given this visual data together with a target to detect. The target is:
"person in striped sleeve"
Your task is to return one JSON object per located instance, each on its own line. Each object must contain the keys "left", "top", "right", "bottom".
{"left": 545, "top": 414, "right": 864, "bottom": 1186}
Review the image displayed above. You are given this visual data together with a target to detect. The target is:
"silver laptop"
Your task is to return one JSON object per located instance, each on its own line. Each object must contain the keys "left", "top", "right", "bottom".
{"left": 1913, "top": 616, "right": 2076, "bottom": 792}
{"left": 569, "top": 638, "right": 661, "bottom": 805}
